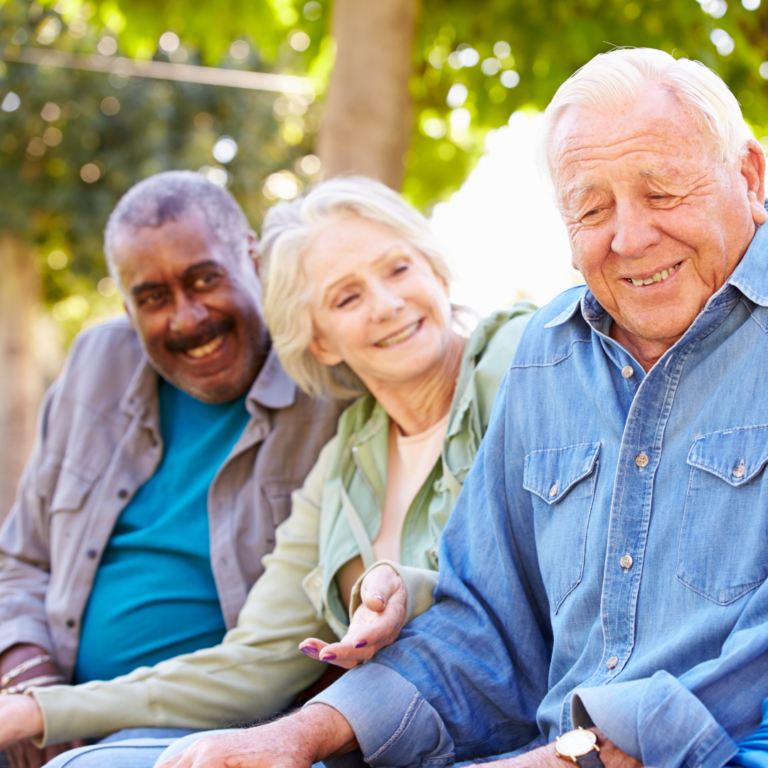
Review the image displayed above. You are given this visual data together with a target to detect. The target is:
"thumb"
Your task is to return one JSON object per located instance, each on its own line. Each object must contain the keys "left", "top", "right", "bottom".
{"left": 360, "top": 565, "right": 402, "bottom": 614}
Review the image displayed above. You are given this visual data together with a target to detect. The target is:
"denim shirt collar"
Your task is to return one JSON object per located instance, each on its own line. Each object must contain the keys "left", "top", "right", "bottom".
{"left": 545, "top": 216, "right": 768, "bottom": 335}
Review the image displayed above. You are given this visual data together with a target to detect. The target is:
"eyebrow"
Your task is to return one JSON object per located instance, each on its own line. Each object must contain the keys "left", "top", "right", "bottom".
{"left": 130, "top": 260, "right": 223, "bottom": 298}
{"left": 320, "top": 245, "right": 408, "bottom": 304}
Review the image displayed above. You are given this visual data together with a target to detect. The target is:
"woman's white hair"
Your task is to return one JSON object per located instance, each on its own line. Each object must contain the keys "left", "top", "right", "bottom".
{"left": 261, "top": 176, "right": 453, "bottom": 401}
{"left": 539, "top": 47, "right": 755, "bottom": 186}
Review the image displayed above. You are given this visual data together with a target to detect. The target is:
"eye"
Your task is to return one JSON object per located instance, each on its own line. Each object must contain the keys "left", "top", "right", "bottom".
{"left": 392, "top": 262, "right": 409, "bottom": 276}
{"left": 192, "top": 273, "right": 219, "bottom": 290}
{"left": 583, "top": 208, "right": 601, "bottom": 219}
{"left": 138, "top": 290, "right": 166, "bottom": 307}
{"left": 336, "top": 292, "right": 359, "bottom": 309}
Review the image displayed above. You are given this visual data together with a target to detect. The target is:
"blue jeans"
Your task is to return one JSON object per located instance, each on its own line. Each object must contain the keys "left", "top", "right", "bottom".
{"left": 42, "top": 729, "right": 199, "bottom": 768}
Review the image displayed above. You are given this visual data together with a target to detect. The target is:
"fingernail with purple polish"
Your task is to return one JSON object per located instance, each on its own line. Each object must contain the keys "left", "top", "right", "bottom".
{"left": 301, "top": 647, "right": 316, "bottom": 655}
{"left": 373, "top": 594, "right": 387, "bottom": 606}
{"left": 321, "top": 653, "right": 337, "bottom": 661}
{"left": 355, "top": 640, "right": 368, "bottom": 648}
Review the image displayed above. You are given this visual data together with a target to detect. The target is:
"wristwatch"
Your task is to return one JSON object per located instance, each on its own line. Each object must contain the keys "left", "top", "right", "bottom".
{"left": 555, "top": 727, "right": 604, "bottom": 768}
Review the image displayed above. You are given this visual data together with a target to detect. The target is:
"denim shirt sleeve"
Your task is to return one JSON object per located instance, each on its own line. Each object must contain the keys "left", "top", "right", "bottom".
{"left": 571, "top": 601, "right": 768, "bottom": 768}
{"left": 313, "top": 369, "right": 551, "bottom": 765}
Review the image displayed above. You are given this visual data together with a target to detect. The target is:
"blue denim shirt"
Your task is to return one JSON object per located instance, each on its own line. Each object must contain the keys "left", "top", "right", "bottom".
{"left": 314, "top": 220, "right": 768, "bottom": 768}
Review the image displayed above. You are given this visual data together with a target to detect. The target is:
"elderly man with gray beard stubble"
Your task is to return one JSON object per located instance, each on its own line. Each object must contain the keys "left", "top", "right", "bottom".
{"left": 102, "top": 47, "right": 768, "bottom": 768}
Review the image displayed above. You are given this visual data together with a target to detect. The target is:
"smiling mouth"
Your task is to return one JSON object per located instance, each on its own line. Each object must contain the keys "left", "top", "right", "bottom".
{"left": 376, "top": 320, "right": 422, "bottom": 348}
{"left": 185, "top": 334, "right": 226, "bottom": 359}
{"left": 625, "top": 262, "right": 681, "bottom": 287}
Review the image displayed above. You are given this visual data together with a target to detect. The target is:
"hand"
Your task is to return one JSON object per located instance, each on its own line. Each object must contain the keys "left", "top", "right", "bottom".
{"left": 477, "top": 729, "right": 643, "bottom": 768}
{"left": 156, "top": 704, "right": 357, "bottom": 768}
{"left": 0, "top": 695, "right": 45, "bottom": 751}
{"left": 299, "top": 564, "right": 407, "bottom": 669}
{"left": 6, "top": 738, "right": 89, "bottom": 768}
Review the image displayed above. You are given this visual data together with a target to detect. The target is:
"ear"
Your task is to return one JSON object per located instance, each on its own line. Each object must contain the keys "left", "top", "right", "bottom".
{"left": 247, "top": 230, "right": 262, "bottom": 275}
{"left": 307, "top": 334, "right": 344, "bottom": 367}
{"left": 741, "top": 140, "right": 767, "bottom": 226}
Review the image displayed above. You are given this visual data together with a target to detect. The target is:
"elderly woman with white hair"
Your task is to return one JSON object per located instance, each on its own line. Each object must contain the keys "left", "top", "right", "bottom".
{"left": 0, "top": 176, "right": 534, "bottom": 767}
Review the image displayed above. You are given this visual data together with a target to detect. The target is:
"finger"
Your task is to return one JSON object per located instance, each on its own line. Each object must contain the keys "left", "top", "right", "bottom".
{"left": 156, "top": 753, "right": 183, "bottom": 768}
{"left": 298, "top": 639, "right": 327, "bottom": 658}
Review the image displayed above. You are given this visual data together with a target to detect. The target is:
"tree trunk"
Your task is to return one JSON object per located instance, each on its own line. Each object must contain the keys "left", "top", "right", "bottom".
{"left": 316, "top": 0, "right": 421, "bottom": 190}
{"left": 0, "top": 234, "right": 43, "bottom": 523}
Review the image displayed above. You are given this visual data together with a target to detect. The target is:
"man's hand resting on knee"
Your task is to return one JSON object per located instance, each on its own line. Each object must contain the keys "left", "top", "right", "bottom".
{"left": 157, "top": 704, "right": 358, "bottom": 768}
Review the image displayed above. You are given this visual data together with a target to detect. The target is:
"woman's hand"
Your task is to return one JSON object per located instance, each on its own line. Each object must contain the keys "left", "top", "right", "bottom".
{"left": 0, "top": 694, "right": 44, "bottom": 751}
{"left": 299, "top": 564, "right": 407, "bottom": 668}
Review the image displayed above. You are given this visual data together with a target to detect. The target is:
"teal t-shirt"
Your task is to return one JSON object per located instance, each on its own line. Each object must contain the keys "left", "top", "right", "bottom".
{"left": 73, "top": 379, "right": 250, "bottom": 684}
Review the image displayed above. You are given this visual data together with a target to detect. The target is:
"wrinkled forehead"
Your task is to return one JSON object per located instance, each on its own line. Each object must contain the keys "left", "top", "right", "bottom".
{"left": 549, "top": 90, "right": 718, "bottom": 200}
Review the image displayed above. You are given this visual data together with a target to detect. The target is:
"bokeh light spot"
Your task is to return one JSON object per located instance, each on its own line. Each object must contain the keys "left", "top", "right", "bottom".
{"left": 47, "top": 250, "right": 68, "bottom": 270}
{"left": 97, "top": 35, "right": 117, "bottom": 55}
{"left": 290, "top": 31, "right": 310, "bottom": 51}
{"left": 447, "top": 83, "right": 468, "bottom": 108}
{"left": 212, "top": 136, "right": 238, "bottom": 164}
{"left": 80, "top": 163, "right": 101, "bottom": 182}
{"left": 1, "top": 92, "right": 21, "bottom": 112}
{"left": 159, "top": 31, "right": 180, "bottom": 54}
{"left": 230, "top": 40, "right": 250, "bottom": 61}
{"left": 98, "top": 277, "right": 118, "bottom": 297}
{"left": 300, "top": 154, "right": 321, "bottom": 175}
{"left": 41, "top": 102, "right": 61, "bottom": 122}
{"left": 101, "top": 96, "right": 120, "bottom": 115}
{"left": 500, "top": 70, "right": 520, "bottom": 88}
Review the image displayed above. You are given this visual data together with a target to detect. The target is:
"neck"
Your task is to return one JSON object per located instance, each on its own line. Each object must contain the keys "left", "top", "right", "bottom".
{"left": 609, "top": 322, "right": 677, "bottom": 373}
{"left": 364, "top": 331, "right": 467, "bottom": 436}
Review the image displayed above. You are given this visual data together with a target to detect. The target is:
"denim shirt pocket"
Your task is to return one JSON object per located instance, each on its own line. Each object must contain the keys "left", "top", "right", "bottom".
{"left": 678, "top": 425, "right": 768, "bottom": 604}
{"left": 524, "top": 442, "right": 601, "bottom": 613}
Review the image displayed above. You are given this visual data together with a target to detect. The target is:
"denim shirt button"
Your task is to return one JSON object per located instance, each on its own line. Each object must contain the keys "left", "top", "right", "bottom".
{"left": 621, "top": 365, "right": 634, "bottom": 379}
{"left": 620, "top": 554, "right": 633, "bottom": 570}
{"left": 548, "top": 483, "right": 558, "bottom": 498}
{"left": 732, "top": 463, "right": 746, "bottom": 478}
{"left": 606, "top": 656, "right": 618, "bottom": 669}
{"left": 635, "top": 453, "right": 649, "bottom": 468}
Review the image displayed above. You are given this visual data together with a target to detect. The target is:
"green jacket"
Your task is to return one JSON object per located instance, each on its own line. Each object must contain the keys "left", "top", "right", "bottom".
{"left": 31, "top": 304, "right": 535, "bottom": 746}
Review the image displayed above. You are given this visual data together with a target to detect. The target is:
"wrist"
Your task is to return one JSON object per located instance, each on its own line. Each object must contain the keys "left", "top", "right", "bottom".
{"left": 294, "top": 703, "right": 358, "bottom": 761}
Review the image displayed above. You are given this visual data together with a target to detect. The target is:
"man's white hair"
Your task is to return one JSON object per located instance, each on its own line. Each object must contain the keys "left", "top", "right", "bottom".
{"left": 539, "top": 47, "right": 755, "bottom": 185}
{"left": 261, "top": 176, "right": 453, "bottom": 401}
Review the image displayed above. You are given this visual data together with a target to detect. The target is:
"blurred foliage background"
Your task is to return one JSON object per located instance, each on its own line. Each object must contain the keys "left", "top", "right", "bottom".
{"left": 1, "top": 0, "right": 768, "bottom": 339}
{"left": 2, "top": 0, "right": 768, "bottom": 512}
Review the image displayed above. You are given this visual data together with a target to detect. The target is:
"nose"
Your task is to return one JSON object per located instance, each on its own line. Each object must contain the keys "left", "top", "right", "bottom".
{"left": 369, "top": 282, "right": 405, "bottom": 323}
{"left": 611, "top": 200, "right": 662, "bottom": 259}
{"left": 169, "top": 293, "right": 209, "bottom": 335}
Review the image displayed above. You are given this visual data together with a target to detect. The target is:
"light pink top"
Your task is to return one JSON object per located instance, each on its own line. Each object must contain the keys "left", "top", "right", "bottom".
{"left": 372, "top": 413, "right": 450, "bottom": 563}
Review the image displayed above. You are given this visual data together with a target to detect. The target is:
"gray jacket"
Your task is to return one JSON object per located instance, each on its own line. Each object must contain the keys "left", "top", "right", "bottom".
{"left": 0, "top": 316, "right": 344, "bottom": 681}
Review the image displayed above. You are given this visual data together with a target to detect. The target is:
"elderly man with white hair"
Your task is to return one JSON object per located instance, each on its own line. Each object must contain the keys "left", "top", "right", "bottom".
{"left": 141, "top": 46, "right": 768, "bottom": 768}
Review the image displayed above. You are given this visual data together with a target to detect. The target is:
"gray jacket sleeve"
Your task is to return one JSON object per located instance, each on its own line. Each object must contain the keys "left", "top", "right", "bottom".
{"left": 0, "top": 383, "right": 59, "bottom": 656}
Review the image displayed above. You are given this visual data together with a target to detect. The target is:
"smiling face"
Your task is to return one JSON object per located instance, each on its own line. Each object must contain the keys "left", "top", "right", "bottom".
{"left": 113, "top": 207, "right": 268, "bottom": 403}
{"left": 552, "top": 86, "right": 766, "bottom": 366}
{"left": 303, "top": 215, "right": 456, "bottom": 393}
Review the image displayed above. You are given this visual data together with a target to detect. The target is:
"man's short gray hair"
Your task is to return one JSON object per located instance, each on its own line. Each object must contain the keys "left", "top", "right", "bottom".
{"left": 261, "top": 176, "right": 453, "bottom": 401}
{"left": 104, "top": 171, "right": 251, "bottom": 285}
{"left": 539, "top": 47, "right": 755, "bottom": 185}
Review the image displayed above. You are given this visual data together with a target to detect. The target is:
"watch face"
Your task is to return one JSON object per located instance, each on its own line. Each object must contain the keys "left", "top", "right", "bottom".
{"left": 557, "top": 729, "right": 597, "bottom": 758}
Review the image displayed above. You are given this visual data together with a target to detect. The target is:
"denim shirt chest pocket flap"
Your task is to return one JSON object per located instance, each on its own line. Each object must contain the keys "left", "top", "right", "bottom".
{"left": 679, "top": 425, "right": 768, "bottom": 605}
{"left": 524, "top": 442, "right": 601, "bottom": 613}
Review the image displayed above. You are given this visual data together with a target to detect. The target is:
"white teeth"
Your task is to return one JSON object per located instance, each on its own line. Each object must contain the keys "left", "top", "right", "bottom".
{"left": 186, "top": 335, "right": 225, "bottom": 359}
{"left": 377, "top": 321, "right": 420, "bottom": 348}
{"left": 628, "top": 262, "right": 679, "bottom": 287}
